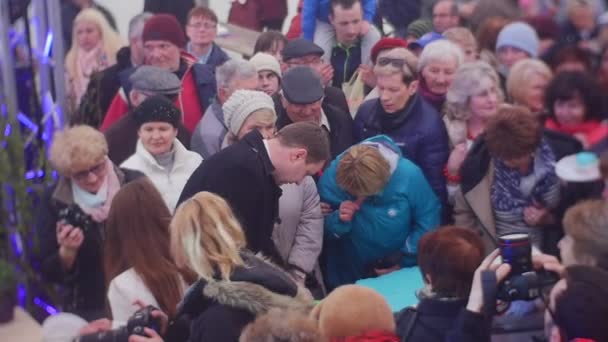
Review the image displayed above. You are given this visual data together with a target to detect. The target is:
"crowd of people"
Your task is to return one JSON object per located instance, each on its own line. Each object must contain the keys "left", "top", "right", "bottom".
{"left": 35, "top": 0, "right": 608, "bottom": 341}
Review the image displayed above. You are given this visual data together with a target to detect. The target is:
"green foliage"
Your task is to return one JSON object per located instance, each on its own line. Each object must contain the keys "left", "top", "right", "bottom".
{"left": 0, "top": 113, "right": 56, "bottom": 310}
{"left": 0, "top": 259, "right": 16, "bottom": 294}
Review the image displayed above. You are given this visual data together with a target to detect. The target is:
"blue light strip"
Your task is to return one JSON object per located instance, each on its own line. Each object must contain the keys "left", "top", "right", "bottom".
{"left": 43, "top": 32, "right": 53, "bottom": 59}
{"left": 34, "top": 297, "right": 58, "bottom": 315}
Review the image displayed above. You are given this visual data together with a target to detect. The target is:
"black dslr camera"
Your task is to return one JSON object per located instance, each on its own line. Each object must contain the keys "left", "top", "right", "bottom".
{"left": 482, "top": 233, "right": 559, "bottom": 305}
{"left": 58, "top": 204, "right": 96, "bottom": 233}
{"left": 75, "top": 306, "right": 161, "bottom": 342}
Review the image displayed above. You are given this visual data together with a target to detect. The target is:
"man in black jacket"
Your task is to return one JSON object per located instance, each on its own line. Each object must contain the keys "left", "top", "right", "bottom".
{"left": 178, "top": 122, "right": 331, "bottom": 261}
{"left": 275, "top": 66, "right": 354, "bottom": 159}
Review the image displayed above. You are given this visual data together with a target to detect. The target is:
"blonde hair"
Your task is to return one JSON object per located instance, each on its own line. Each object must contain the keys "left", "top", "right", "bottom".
{"left": 336, "top": 145, "right": 391, "bottom": 197}
{"left": 50, "top": 125, "right": 108, "bottom": 176}
{"left": 506, "top": 58, "right": 552, "bottom": 106}
{"left": 65, "top": 8, "right": 125, "bottom": 80}
{"left": 563, "top": 199, "right": 608, "bottom": 268}
{"left": 247, "top": 109, "right": 277, "bottom": 128}
{"left": 170, "top": 192, "right": 246, "bottom": 281}
{"left": 444, "top": 27, "right": 478, "bottom": 52}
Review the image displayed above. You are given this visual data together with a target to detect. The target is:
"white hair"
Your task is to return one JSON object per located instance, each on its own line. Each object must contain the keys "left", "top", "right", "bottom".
{"left": 216, "top": 59, "right": 258, "bottom": 90}
{"left": 417, "top": 39, "right": 465, "bottom": 72}
{"left": 128, "top": 12, "right": 154, "bottom": 40}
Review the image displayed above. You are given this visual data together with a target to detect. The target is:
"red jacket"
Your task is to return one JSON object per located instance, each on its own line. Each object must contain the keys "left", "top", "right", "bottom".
{"left": 100, "top": 52, "right": 207, "bottom": 133}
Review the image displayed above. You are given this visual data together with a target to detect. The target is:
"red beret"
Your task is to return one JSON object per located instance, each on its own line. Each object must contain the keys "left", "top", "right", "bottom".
{"left": 142, "top": 14, "right": 187, "bottom": 49}
{"left": 370, "top": 38, "right": 409, "bottom": 64}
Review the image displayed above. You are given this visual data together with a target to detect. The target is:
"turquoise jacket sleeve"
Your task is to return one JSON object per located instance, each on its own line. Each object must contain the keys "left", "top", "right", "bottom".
{"left": 324, "top": 210, "right": 354, "bottom": 240}
{"left": 400, "top": 160, "right": 441, "bottom": 255}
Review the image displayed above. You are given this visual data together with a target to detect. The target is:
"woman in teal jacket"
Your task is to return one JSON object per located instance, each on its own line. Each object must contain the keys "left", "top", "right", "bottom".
{"left": 318, "top": 135, "right": 441, "bottom": 291}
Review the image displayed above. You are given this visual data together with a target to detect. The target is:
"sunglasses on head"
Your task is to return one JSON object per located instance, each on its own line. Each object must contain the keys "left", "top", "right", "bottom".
{"left": 377, "top": 57, "right": 406, "bottom": 68}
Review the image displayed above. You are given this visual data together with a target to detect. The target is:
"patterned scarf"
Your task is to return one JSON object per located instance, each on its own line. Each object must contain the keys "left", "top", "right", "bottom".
{"left": 490, "top": 140, "right": 560, "bottom": 244}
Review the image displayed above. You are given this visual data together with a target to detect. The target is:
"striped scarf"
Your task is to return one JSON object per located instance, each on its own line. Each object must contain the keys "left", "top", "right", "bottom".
{"left": 491, "top": 139, "right": 560, "bottom": 247}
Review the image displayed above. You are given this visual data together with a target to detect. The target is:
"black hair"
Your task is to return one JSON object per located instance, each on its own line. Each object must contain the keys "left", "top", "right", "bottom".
{"left": 544, "top": 71, "right": 605, "bottom": 122}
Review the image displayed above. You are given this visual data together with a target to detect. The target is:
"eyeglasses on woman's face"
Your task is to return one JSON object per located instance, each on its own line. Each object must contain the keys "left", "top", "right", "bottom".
{"left": 72, "top": 161, "right": 106, "bottom": 181}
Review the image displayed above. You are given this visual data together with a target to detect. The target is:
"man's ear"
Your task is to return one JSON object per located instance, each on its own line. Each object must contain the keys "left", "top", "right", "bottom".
{"left": 408, "top": 80, "right": 419, "bottom": 94}
{"left": 129, "top": 90, "right": 139, "bottom": 107}
{"left": 291, "top": 148, "right": 307, "bottom": 162}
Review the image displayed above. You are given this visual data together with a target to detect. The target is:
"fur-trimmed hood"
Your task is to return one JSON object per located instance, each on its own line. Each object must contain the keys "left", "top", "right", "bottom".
{"left": 177, "top": 252, "right": 314, "bottom": 319}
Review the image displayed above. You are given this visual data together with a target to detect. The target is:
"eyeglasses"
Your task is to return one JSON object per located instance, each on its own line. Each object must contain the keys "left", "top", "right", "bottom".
{"left": 188, "top": 22, "right": 217, "bottom": 30}
{"left": 72, "top": 162, "right": 106, "bottom": 181}
{"left": 377, "top": 57, "right": 406, "bottom": 68}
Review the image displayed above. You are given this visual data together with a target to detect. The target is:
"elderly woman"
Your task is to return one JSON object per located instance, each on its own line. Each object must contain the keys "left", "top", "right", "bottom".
{"left": 443, "top": 61, "right": 502, "bottom": 200}
{"left": 506, "top": 58, "right": 553, "bottom": 116}
{"left": 395, "top": 226, "right": 485, "bottom": 341}
{"left": 221, "top": 89, "right": 324, "bottom": 290}
{"left": 453, "top": 105, "right": 581, "bottom": 253}
{"left": 444, "top": 27, "right": 479, "bottom": 63}
{"left": 417, "top": 40, "right": 464, "bottom": 112}
{"left": 36, "top": 125, "right": 141, "bottom": 320}
{"left": 249, "top": 52, "right": 282, "bottom": 96}
{"left": 65, "top": 8, "right": 124, "bottom": 116}
{"left": 544, "top": 71, "right": 608, "bottom": 150}
{"left": 171, "top": 192, "right": 313, "bottom": 342}
{"left": 120, "top": 95, "right": 202, "bottom": 212}
{"left": 318, "top": 136, "right": 441, "bottom": 290}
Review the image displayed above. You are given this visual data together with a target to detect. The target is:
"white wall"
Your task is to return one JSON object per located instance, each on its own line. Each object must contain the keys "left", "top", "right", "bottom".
{"left": 99, "top": 0, "right": 300, "bottom": 39}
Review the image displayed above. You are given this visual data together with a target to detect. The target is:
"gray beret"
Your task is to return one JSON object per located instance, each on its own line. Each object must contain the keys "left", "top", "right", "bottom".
{"left": 129, "top": 65, "right": 181, "bottom": 95}
{"left": 281, "top": 38, "right": 324, "bottom": 61}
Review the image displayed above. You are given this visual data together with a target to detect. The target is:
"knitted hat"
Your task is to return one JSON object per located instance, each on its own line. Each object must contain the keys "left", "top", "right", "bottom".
{"left": 370, "top": 38, "right": 409, "bottom": 64}
{"left": 407, "top": 19, "right": 433, "bottom": 39}
{"left": 142, "top": 14, "right": 187, "bottom": 48}
{"left": 129, "top": 65, "right": 181, "bottom": 95}
{"left": 222, "top": 90, "right": 276, "bottom": 136}
{"left": 310, "top": 285, "right": 396, "bottom": 340}
{"left": 132, "top": 94, "right": 181, "bottom": 128}
{"left": 249, "top": 52, "right": 282, "bottom": 78}
{"left": 496, "top": 22, "right": 540, "bottom": 58}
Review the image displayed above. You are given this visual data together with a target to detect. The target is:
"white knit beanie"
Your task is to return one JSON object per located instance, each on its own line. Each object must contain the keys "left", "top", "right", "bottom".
{"left": 249, "top": 52, "right": 282, "bottom": 78}
{"left": 222, "top": 90, "right": 276, "bottom": 136}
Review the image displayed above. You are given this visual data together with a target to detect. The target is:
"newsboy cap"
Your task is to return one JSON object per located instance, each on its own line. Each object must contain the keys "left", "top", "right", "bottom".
{"left": 281, "top": 66, "right": 324, "bottom": 105}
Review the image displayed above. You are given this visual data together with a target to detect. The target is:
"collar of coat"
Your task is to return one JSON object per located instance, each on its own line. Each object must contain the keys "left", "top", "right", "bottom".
{"left": 241, "top": 130, "right": 275, "bottom": 177}
{"left": 177, "top": 252, "right": 313, "bottom": 318}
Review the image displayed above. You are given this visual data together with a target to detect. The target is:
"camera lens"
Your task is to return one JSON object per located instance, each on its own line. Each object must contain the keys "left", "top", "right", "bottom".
{"left": 498, "top": 233, "right": 532, "bottom": 275}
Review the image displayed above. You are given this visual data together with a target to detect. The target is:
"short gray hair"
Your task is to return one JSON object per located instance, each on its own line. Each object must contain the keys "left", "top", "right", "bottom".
{"left": 128, "top": 12, "right": 154, "bottom": 40}
{"left": 417, "top": 39, "right": 464, "bottom": 72}
{"left": 216, "top": 59, "right": 258, "bottom": 90}
{"left": 444, "top": 61, "right": 503, "bottom": 120}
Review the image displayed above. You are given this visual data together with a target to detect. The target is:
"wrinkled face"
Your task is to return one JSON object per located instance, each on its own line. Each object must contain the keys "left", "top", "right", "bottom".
{"left": 71, "top": 158, "right": 108, "bottom": 193}
{"left": 76, "top": 20, "right": 102, "bottom": 52}
{"left": 186, "top": 15, "right": 217, "bottom": 46}
{"left": 237, "top": 114, "right": 276, "bottom": 140}
{"left": 257, "top": 70, "right": 280, "bottom": 96}
{"left": 376, "top": 73, "right": 417, "bottom": 113}
{"left": 432, "top": 2, "right": 459, "bottom": 33}
{"left": 275, "top": 152, "right": 325, "bottom": 185}
{"left": 497, "top": 46, "right": 530, "bottom": 69}
{"left": 138, "top": 122, "right": 178, "bottom": 155}
{"left": 523, "top": 74, "right": 550, "bottom": 113}
{"left": 144, "top": 40, "right": 181, "bottom": 71}
{"left": 283, "top": 98, "right": 323, "bottom": 125}
{"left": 129, "top": 36, "right": 145, "bottom": 66}
{"left": 421, "top": 58, "right": 458, "bottom": 95}
{"left": 329, "top": 2, "right": 363, "bottom": 46}
{"left": 469, "top": 80, "right": 499, "bottom": 120}
{"left": 284, "top": 55, "right": 325, "bottom": 77}
{"left": 553, "top": 94, "right": 586, "bottom": 126}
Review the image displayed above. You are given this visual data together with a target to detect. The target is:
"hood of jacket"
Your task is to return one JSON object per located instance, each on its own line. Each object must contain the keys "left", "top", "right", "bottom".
{"left": 357, "top": 135, "right": 401, "bottom": 176}
{"left": 177, "top": 252, "right": 313, "bottom": 319}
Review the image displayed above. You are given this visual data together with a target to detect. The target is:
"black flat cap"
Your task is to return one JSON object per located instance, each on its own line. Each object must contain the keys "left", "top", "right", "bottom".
{"left": 281, "top": 66, "right": 324, "bottom": 105}
{"left": 281, "top": 38, "right": 325, "bottom": 61}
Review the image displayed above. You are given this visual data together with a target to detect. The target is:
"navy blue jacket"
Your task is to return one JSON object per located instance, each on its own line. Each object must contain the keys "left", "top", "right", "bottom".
{"left": 353, "top": 95, "right": 449, "bottom": 208}
{"left": 206, "top": 43, "right": 230, "bottom": 68}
